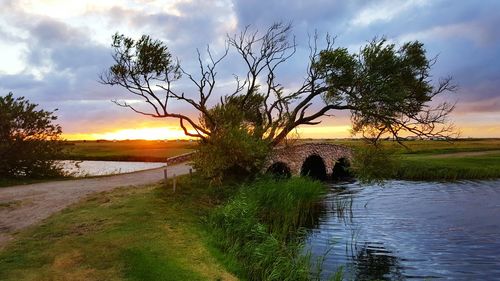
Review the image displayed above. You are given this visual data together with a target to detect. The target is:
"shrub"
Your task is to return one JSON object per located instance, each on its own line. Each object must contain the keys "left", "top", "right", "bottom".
{"left": 0, "top": 93, "right": 64, "bottom": 178}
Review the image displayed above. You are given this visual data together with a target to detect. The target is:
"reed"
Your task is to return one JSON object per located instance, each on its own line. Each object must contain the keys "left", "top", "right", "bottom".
{"left": 208, "top": 177, "right": 342, "bottom": 281}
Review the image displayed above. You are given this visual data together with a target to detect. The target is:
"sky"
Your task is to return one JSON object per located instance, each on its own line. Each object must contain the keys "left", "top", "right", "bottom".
{"left": 0, "top": 0, "right": 499, "bottom": 140}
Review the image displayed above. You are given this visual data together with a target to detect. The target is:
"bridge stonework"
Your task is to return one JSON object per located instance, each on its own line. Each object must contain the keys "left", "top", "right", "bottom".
{"left": 264, "top": 143, "right": 352, "bottom": 176}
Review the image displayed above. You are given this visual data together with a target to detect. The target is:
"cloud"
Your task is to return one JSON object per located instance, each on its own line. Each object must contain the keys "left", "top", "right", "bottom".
{"left": 0, "top": 0, "right": 499, "bottom": 137}
{"left": 350, "top": 0, "right": 431, "bottom": 27}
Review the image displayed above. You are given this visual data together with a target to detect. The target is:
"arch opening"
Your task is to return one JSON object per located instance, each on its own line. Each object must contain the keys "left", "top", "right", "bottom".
{"left": 266, "top": 162, "right": 291, "bottom": 178}
{"left": 331, "top": 157, "right": 352, "bottom": 180}
{"left": 301, "top": 154, "right": 327, "bottom": 180}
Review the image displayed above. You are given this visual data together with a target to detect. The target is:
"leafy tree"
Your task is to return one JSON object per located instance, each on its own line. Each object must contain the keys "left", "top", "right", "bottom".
{"left": 101, "top": 23, "right": 456, "bottom": 178}
{"left": 0, "top": 93, "right": 64, "bottom": 178}
{"left": 192, "top": 93, "right": 270, "bottom": 181}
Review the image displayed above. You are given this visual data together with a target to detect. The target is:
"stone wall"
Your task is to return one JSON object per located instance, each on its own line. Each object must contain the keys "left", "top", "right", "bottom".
{"left": 263, "top": 143, "right": 352, "bottom": 176}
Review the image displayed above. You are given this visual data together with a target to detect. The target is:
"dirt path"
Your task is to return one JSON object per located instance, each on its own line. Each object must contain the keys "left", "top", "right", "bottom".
{"left": 0, "top": 163, "right": 192, "bottom": 248}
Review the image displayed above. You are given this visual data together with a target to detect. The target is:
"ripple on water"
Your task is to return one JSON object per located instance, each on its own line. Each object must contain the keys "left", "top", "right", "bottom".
{"left": 306, "top": 180, "right": 500, "bottom": 281}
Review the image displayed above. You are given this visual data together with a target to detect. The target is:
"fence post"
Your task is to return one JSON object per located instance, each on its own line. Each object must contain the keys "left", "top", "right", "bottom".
{"left": 163, "top": 167, "right": 168, "bottom": 188}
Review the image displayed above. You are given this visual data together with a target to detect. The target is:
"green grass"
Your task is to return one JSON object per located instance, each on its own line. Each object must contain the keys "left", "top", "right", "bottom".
{"left": 392, "top": 139, "right": 500, "bottom": 180}
{"left": 209, "top": 177, "right": 339, "bottom": 281}
{"left": 63, "top": 140, "right": 195, "bottom": 162}
{"left": 0, "top": 175, "right": 340, "bottom": 281}
{"left": 325, "top": 138, "right": 500, "bottom": 180}
{"left": 0, "top": 178, "right": 236, "bottom": 281}
{"left": 397, "top": 151, "right": 500, "bottom": 180}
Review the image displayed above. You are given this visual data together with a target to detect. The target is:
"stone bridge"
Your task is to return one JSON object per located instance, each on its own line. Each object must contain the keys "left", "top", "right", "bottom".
{"left": 263, "top": 143, "right": 353, "bottom": 180}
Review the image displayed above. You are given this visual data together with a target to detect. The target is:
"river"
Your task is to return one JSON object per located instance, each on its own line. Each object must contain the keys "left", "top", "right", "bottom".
{"left": 306, "top": 180, "right": 500, "bottom": 280}
{"left": 58, "top": 160, "right": 165, "bottom": 176}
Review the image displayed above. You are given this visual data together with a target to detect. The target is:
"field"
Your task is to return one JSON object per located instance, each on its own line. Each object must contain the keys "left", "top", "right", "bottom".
{"left": 64, "top": 140, "right": 196, "bottom": 162}
{"left": 325, "top": 138, "right": 500, "bottom": 180}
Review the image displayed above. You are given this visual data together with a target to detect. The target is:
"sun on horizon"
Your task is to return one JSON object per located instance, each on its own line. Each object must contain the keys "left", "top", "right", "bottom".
{"left": 62, "top": 125, "right": 354, "bottom": 141}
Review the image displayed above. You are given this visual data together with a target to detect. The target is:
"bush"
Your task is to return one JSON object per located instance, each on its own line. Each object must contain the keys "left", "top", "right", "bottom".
{"left": 350, "top": 144, "right": 400, "bottom": 183}
{"left": 0, "top": 93, "right": 64, "bottom": 178}
{"left": 192, "top": 94, "right": 271, "bottom": 183}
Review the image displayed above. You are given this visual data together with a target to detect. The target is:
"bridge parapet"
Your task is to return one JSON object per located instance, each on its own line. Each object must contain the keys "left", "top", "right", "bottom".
{"left": 264, "top": 143, "right": 352, "bottom": 176}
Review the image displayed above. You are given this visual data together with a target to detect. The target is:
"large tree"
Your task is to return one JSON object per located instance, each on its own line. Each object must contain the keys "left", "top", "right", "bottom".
{"left": 0, "top": 93, "right": 64, "bottom": 178}
{"left": 101, "top": 23, "right": 456, "bottom": 147}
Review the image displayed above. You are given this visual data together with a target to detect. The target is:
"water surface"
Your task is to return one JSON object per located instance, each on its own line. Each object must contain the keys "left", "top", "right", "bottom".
{"left": 59, "top": 160, "right": 165, "bottom": 176}
{"left": 306, "top": 180, "right": 500, "bottom": 280}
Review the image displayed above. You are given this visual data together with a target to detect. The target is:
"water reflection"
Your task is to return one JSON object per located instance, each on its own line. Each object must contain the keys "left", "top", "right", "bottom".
{"left": 58, "top": 160, "right": 165, "bottom": 176}
{"left": 306, "top": 180, "right": 500, "bottom": 280}
{"left": 350, "top": 242, "right": 403, "bottom": 281}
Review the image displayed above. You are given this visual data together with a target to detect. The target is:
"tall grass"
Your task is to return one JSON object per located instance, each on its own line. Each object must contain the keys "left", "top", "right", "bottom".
{"left": 209, "top": 177, "right": 340, "bottom": 281}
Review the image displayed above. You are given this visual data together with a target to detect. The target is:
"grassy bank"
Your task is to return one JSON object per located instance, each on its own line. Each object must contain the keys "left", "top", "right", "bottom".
{"left": 64, "top": 140, "right": 195, "bottom": 162}
{"left": 396, "top": 150, "right": 500, "bottom": 180}
{"left": 0, "top": 178, "right": 236, "bottom": 281}
{"left": 327, "top": 139, "right": 500, "bottom": 180}
{"left": 0, "top": 175, "right": 335, "bottom": 280}
{"left": 394, "top": 139, "right": 500, "bottom": 180}
{"left": 209, "top": 177, "right": 341, "bottom": 281}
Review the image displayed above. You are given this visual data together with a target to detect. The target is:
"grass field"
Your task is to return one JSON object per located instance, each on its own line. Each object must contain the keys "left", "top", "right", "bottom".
{"left": 325, "top": 138, "right": 500, "bottom": 180}
{"left": 63, "top": 140, "right": 195, "bottom": 162}
{"left": 0, "top": 177, "right": 237, "bottom": 281}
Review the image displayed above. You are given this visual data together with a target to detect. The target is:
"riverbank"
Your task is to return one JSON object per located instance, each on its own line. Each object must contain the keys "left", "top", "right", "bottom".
{"left": 64, "top": 140, "right": 195, "bottom": 162}
{"left": 326, "top": 138, "right": 500, "bottom": 181}
{"left": 0, "top": 175, "right": 338, "bottom": 280}
{"left": 0, "top": 177, "right": 236, "bottom": 280}
{"left": 395, "top": 139, "right": 500, "bottom": 180}
{"left": 0, "top": 140, "right": 193, "bottom": 188}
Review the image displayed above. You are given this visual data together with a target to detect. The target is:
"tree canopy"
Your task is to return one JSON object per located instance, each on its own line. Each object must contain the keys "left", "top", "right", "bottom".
{"left": 0, "top": 93, "right": 64, "bottom": 178}
{"left": 101, "top": 23, "right": 456, "bottom": 146}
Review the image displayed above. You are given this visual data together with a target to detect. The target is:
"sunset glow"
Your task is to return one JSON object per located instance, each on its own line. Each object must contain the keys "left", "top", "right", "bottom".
{"left": 62, "top": 125, "right": 354, "bottom": 141}
{"left": 1, "top": 1, "right": 499, "bottom": 139}
{"left": 63, "top": 127, "right": 195, "bottom": 141}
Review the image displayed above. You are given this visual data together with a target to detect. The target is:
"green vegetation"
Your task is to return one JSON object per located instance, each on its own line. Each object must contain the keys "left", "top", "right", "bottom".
{"left": 193, "top": 94, "right": 271, "bottom": 182}
{"left": 327, "top": 138, "right": 500, "bottom": 180}
{"left": 1, "top": 92, "right": 65, "bottom": 179}
{"left": 0, "top": 178, "right": 236, "bottom": 281}
{"left": 209, "top": 177, "right": 339, "bottom": 281}
{"left": 0, "top": 174, "right": 341, "bottom": 281}
{"left": 64, "top": 140, "right": 194, "bottom": 162}
{"left": 396, "top": 149, "right": 500, "bottom": 180}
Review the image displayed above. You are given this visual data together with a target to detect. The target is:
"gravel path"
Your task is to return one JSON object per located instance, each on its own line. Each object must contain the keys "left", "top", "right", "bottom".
{"left": 0, "top": 163, "right": 192, "bottom": 248}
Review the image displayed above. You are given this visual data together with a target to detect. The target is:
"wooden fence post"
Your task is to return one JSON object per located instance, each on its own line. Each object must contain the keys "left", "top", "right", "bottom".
{"left": 173, "top": 174, "right": 177, "bottom": 192}
{"left": 163, "top": 168, "right": 168, "bottom": 188}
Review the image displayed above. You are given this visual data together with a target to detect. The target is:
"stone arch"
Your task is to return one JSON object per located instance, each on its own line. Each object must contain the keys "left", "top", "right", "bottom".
{"left": 331, "top": 157, "right": 352, "bottom": 180}
{"left": 266, "top": 161, "right": 292, "bottom": 178}
{"left": 301, "top": 154, "right": 327, "bottom": 180}
{"left": 262, "top": 143, "right": 353, "bottom": 178}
